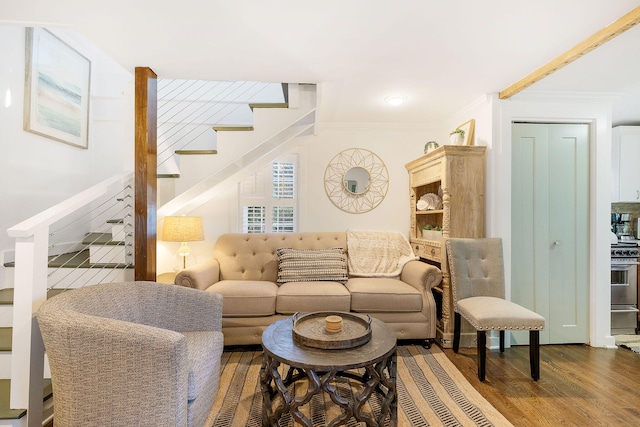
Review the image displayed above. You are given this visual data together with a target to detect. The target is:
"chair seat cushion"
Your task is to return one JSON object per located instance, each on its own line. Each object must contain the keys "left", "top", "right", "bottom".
{"left": 183, "top": 330, "right": 225, "bottom": 402}
{"left": 207, "top": 280, "right": 277, "bottom": 317}
{"left": 346, "top": 278, "right": 422, "bottom": 313}
{"left": 276, "top": 281, "right": 351, "bottom": 314}
{"left": 456, "top": 296, "right": 545, "bottom": 331}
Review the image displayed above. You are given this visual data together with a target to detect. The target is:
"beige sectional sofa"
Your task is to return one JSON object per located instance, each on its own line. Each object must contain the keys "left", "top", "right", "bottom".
{"left": 175, "top": 231, "right": 442, "bottom": 346}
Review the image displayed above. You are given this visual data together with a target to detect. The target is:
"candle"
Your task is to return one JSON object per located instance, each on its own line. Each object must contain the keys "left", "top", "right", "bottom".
{"left": 325, "top": 315, "right": 343, "bottom": 333}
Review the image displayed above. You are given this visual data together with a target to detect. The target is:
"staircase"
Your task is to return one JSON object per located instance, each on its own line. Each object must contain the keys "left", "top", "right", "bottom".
{"left": 2, "top": 174, "right": 134, "bottom": 427}
{"left": 156, "top": 80, "right": 289, "bottom": 178}
{"left": 158, "top": 83, "right": 316, "bottom": 215}
{"left": 0, "top": 288, "right": 53, "bottom": 427}
{"left": 1, "top": 80, "right": 316, "bottom": 426}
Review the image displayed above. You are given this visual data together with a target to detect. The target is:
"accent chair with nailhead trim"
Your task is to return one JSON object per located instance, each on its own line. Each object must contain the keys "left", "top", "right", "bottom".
{"left": 445, "top": 238, "right": 545, "bottom": 382}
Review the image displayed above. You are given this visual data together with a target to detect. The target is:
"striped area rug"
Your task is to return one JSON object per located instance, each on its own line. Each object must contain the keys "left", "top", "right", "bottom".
{"left": 206, "top": 345, "right": 512, "bottom": 426}
{"left": 614, "top": 334, "right": 640, "bottom": 354}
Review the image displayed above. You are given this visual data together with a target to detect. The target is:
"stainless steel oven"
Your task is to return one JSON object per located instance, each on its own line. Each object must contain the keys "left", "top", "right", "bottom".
{"left": 611, "top": 242, "right": 639, "bottom": 335}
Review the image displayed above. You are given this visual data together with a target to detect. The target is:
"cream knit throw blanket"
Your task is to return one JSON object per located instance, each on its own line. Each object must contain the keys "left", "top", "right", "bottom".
{"left": 346, "top": 229, "right": 418, "bottom": 277}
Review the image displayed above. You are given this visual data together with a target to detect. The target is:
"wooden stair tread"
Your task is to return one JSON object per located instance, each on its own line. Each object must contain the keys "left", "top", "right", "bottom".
{"left": 157, "top": 173, "right": 180, "bottom": 178}
{"left": 0, "top": 288, "right": 75, "bottom": 309}
{"left": 106, "top": 218, "right": 124, "bottom": 224}
{"left": 212, "top": 125, "right": 254, "bottom": 132}
{"left": 4, "top": 250, "right": 131, "bottom": 269}
{"left": 0, "top": 289, "right": 73, "bottom": 352}
{"left": 249, "top": 102, "right": 288, "bottom": 110}
{"left": 175, "top": 149, "right": 218, "bottom": 155}
{"left": 0, "top": 289, "right": 12, "bottom": 305}
{"left": 0, "top": 328, "right": 10, "bottom": 352}
{"left": 82, "top": 232, "right": 124, "bottom": 246}
{"left": 0, "top": 379, "right": 52, "bottom": 420}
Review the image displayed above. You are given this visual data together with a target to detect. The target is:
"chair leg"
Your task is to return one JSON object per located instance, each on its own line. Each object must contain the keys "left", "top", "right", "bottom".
{"left": 529, "top": 330, "right": 540, "bottom": 381}
{"left": 453, "top": 312, "right": 461, "bottom": 353}
{"left": 477, "top": 330, "right": 486, "bottom": 381}
{"left": 499, "top": 330, "right": 505, "bottom": 353}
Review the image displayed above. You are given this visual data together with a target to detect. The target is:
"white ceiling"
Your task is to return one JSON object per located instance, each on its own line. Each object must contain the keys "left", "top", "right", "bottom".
{"left": 2, "top": 0, "right": 640, "bottom": 126}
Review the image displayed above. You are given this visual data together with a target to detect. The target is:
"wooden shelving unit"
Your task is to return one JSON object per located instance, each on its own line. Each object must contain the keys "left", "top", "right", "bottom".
{"left": 405, "top": 145, "right": 486, "bottom": 348}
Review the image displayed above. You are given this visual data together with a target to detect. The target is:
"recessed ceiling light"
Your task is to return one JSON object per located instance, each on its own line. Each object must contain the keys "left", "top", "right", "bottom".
{"left": 384, "top": 95, "right": 406, "bottom": 106}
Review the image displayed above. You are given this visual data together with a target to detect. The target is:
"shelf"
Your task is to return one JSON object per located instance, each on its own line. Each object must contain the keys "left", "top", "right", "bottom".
{"left": 406, "top": 145, "right": 487, "bottom": 348}
{"left": 416, "top": 209, "right": 443, "bottom": 215}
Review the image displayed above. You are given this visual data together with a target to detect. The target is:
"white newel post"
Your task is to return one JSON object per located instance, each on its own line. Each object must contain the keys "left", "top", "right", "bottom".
{"left": 10, "top": 225, "right": 48, "bottom": 427}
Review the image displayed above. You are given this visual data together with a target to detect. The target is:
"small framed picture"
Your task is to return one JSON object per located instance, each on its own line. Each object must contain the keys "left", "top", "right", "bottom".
{"left": 24, "top": 28, "right": 91, "bottom": 149}
{"left": 457, "top": 119, "right": 475, "bottom": 146}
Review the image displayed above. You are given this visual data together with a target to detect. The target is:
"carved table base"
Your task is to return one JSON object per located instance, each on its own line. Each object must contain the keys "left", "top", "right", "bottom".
{"left": 260, "top": 352, "right": 396, "bottom": 427}
{"left": 260, "top": 316, "right": 397, "bottom": 427}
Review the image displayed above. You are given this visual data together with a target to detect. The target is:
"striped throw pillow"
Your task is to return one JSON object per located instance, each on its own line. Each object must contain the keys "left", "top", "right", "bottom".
{"left": 276, "top": 247, "right": 348, "bottom": 285}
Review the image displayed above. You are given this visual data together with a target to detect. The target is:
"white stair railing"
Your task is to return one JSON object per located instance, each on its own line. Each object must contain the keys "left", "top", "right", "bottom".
{"left": 6, "top": 172, "right": 133, "bottom": 427}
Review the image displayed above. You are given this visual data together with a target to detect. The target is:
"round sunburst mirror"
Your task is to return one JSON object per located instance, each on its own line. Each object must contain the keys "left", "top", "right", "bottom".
{"left": 324, "top": 148, "right": 389, "bottom": 213}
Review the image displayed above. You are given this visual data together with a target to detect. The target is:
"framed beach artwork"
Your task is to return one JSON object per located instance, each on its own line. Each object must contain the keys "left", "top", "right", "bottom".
{"left": 24, "top": 28, "right": 91, "bottom": 149}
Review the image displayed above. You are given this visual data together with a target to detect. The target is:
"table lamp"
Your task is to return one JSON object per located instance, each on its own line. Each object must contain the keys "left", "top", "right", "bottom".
{"left": 162, "top": 216, "right": 204, "bottom": 270}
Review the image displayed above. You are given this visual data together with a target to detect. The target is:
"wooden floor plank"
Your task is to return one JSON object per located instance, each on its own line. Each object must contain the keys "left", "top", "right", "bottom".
{"left": 443, "top": 343, "right": 640, "bottom": 427}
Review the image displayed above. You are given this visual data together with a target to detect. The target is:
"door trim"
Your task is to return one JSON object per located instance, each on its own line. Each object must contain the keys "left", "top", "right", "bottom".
{"left": 492, "top": 94, "right": 615, "bottom": 348}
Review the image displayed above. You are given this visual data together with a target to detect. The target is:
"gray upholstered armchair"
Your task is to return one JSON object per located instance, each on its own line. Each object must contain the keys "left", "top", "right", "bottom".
{"left": 37, "top": 281, "right": 224, "bottom": 427}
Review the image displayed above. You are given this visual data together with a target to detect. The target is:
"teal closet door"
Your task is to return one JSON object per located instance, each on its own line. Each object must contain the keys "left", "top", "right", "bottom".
{"left": 512, "top": 123, "right": 589, "bottom": 345}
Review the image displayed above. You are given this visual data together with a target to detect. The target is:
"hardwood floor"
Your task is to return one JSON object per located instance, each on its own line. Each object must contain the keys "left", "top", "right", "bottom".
{"left": 44, "top": 343, "right": 640, "bottom": 427}
{"left": 443, "top": 343, "right": 640, "bottom": 427}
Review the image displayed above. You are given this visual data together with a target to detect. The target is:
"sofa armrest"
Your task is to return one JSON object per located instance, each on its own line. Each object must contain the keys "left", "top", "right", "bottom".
{"left": 400, "top": 260, "right": 443, "bottom": 291}
{"left": 175, "top": 259, "right": 220, "bottom": 290}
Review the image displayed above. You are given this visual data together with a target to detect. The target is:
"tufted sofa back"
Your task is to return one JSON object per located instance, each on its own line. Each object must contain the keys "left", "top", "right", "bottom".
{"left": 213, "top": 232, "right": 347, "bottom": 282}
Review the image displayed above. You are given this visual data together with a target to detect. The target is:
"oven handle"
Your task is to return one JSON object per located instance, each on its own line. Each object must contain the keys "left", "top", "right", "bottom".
{"left": 611, "top": 308, "right": 640, "bottom": 313}
{"left": 611, "top": 263, "right": 640, "bottom": 269}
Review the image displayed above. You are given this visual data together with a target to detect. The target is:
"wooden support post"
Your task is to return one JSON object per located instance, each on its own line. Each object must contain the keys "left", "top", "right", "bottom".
{"left": 134, "top": 67, "right": 158, "bottom": 281}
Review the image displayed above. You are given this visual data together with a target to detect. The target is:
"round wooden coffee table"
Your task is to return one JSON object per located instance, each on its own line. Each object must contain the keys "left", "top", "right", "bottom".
{"left": 260, "top": 315, "right": 397, "bottom": 427}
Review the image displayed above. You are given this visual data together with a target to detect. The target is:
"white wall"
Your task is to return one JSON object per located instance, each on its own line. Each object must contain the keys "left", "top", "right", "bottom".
{"left": 156, "top": 122, "right": 444, "bottom": 273}
{"left": 0, "top": 25, "right": 134, "bottom": 279}
{"left": 299, "top": 124, "right": 442, "bottom": 232}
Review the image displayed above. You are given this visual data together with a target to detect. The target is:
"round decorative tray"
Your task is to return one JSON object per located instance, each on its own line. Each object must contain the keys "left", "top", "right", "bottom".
{"left": 291, "top": 311, "right": 372, "bottom": 350}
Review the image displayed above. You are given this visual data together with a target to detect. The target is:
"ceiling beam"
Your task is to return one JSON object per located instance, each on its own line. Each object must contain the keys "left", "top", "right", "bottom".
{"left": 499, "top": 6, "right": 640, "bottom": 99}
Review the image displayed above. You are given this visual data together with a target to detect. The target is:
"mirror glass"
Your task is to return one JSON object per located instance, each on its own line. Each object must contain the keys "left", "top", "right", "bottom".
{"left": 343, "top": 166, "right": 370, "bottom": 195}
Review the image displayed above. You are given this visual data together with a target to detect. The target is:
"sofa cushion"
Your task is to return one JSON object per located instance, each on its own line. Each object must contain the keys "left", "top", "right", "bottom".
{"left": 276, "top": 247, "right": 348, "bottom": 285}
{"left": 276, "top": 281, "right": 351, "bottom": 314}
{"left": 346, "top": 278, "right": 422, "bottom": 312}
{"left": 183, "top": 330, "right": 224, "bottom": 402}
{"left": 207, "top": 280, "right": 277, "bottom": 317}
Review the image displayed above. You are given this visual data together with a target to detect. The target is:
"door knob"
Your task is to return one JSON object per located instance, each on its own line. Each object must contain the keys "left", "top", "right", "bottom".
{"left": 553, "top": 240, "right": 561, "bottom": 246}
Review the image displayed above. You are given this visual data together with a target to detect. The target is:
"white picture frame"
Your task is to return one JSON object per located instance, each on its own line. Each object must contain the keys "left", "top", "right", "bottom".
{"left": 24, "top": 28, "right": 91, "bottom": 149}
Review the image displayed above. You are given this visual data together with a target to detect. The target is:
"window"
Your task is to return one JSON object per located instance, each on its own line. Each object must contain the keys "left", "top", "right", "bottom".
{"left": 242, "top": 206, "right": 266, "bottom": 233}
{"left": 240, "top": 155, "right": 298, "bottom": 233}
{"left": 272, "top": 206, "right": 294, "bottom": 232}
{"left": 272, "top": 162, "right": 294, "bottom": 199}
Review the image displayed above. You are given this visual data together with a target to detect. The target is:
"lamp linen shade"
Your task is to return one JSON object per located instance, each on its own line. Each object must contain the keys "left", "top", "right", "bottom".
{"left": 162, "top": 216, "right": 204, "bottom": 242}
